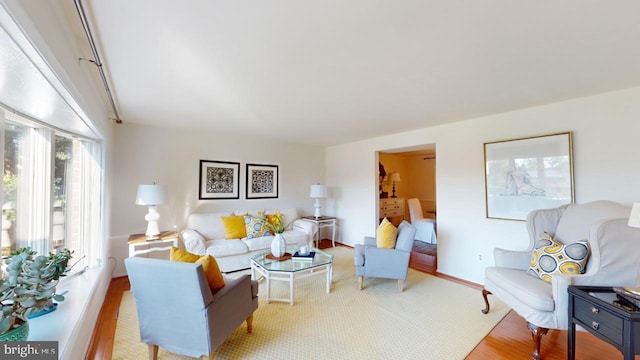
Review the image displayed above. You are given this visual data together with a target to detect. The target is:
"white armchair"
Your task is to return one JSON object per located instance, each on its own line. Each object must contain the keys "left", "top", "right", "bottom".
{"left": 482, "top": 200, "right": 640, "bottom": 360}
{"left": 407, "top": 198, "right": 437, "bottom": 244}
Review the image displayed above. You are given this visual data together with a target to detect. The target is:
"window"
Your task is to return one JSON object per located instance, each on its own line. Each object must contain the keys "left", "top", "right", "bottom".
{"left": 0, "top": 5, "right": 103, "bottom": 273}
{"left": 1, "top": 122, "right": 26, "bottom": 256}
{"left": 1, "top": 116, "right": 101, "bottom": 272}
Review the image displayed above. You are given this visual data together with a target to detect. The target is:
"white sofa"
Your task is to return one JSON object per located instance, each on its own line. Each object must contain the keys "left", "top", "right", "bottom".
{"left": 181, "top": 208, "right": 316, "bottom": 272}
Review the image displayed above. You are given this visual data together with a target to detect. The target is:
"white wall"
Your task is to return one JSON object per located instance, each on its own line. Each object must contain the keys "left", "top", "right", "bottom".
{"left": 110, "top": 123, "right": 325, "bottom": 276}
{"left": 327, "top": 87, "right": 640, "bottom": 284}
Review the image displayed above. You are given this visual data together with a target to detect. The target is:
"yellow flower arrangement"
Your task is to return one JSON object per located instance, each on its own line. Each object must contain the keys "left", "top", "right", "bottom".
{"left": 262, "top": 212, "right": 289, "bottom": 234}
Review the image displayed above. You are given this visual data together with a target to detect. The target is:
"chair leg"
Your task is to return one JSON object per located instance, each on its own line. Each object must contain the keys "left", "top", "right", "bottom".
{"left": 148, "top": 345, "right": 158, "bottom": 360}
{"left": 481, "top": 288, "right": 492, "bottom": 314}
{"left": 527, "top": 322, "right": 549, "bottom": 360}
{"left": 201, "top": 353, "right": 214, "bottom": 360}
{"left": 397, "top": 279, "right": 404, "bottom": 292}
{"left": 246, "top": 314, "right": 254, "bottom": 333}
{"left": 358, "top": 276, "right": 363, "bottom": 290}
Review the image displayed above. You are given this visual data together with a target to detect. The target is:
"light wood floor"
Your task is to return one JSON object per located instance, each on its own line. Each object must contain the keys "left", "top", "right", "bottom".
{"left": 85, "top": 241, "right": 630, "bottom": 359}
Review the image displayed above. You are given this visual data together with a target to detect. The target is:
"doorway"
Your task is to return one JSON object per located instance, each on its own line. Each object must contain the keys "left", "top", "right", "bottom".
{"left": 377, "top": 144, "right": 437, "bottom": 274}
{"left": 378, "top": 145, "right": 436, "bottom": 225}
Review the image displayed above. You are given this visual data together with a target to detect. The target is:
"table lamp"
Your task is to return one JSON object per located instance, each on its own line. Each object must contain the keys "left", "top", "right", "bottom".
{"left": 136, "top": 183, "right": 168, "bottom": 237}
{"left": 389, "top": 172, "right": 401, "bottom": 198}
{"left": 310, "top": 184, "right": 327, "bottom": 218}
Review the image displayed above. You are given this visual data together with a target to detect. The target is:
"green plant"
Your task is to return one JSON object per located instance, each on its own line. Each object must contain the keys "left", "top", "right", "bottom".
{"left": 0, "top": 247, "right": 73, "bottom": 335}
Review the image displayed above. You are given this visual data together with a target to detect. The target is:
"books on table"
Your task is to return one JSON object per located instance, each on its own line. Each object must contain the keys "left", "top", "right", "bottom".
{"left": 613, "top": 287, "right": 640, "bottom": 310}
{"left": 292, "top": 251, "right": 316, "bottom": 261}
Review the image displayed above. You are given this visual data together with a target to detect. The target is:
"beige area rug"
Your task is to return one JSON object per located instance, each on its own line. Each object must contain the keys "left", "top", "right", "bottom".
{"left": 113, "top": 247, "right": 510, "bottom": 360}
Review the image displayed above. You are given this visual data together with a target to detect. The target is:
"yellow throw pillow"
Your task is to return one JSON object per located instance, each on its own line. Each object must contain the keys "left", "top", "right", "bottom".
{"left": 170, "top": 247, "right": 226, "bottom": 293}
{"left": 527, "top": 233, "right": 590, "bottom": 283}
{"left": 221, "top": 215, "right": 247, "bottom": 239}
{"left": 376, "top": 218, "right": 398, "bottom": 249}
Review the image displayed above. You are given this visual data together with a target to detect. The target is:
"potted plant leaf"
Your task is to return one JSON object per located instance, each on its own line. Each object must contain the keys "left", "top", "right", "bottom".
{"left": 0, "top": 247, "right": 73, "bottom": 340}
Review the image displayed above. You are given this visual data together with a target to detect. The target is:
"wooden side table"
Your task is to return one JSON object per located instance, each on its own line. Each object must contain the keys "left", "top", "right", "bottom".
{"left": 568, "top": 285, "right": 640, "bottom": 360}
{"left": 300, "top": 216, "right": 337, "bottom": 248}
{"left": 128, "top": 230, "right": 179, "bottom": 257}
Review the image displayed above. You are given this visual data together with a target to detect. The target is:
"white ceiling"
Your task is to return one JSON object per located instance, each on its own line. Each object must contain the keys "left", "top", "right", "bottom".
{"left": 70, "top": 1, "right": 640, "bottom": 146}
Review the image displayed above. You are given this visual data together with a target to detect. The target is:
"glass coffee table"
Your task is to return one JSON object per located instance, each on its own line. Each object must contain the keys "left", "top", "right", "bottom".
{"left": 250, "top": 247, "right": 334, "bottom": 305}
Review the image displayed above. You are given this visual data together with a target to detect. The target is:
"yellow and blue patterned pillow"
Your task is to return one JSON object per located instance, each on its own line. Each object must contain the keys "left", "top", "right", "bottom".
{"left": 244, "top": 215, "right": 271, "bottom": 238}
{"left": 527, "top": 233, "right": 590, "bottom": 282}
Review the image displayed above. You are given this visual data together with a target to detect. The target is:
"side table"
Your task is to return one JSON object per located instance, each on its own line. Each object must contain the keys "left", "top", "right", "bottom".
{"left": 128, "top": 230, "right": 179, "bottom": 257}
{"left": 568, "top": 285, "right": 640, "bottom": 360}
{"left": 300, "top": 216, "right": 337, "bottom": 248}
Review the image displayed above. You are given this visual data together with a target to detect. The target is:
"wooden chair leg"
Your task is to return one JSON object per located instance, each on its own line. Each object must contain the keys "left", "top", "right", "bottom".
{"left": 148, "top": 345, "right": 158, "bottom": 360}
{"left": 527, "top": 322, "right": 549, "bottom": 360}
{"left": 358, "top": 276, "right": 363, "bottom": 290}
{"left": 481, "top": 288, "right": 492, "bottom": 314}
{"left": 398, "top": 279, "right": 404, "bottom": 292}
{"left": 246, "top": 314, "right": 254, "bottom": 333}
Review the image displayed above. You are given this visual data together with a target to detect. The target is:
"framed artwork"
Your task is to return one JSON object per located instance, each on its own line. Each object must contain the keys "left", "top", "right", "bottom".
{"left": 246, "top": 163, "right": 279, "bottom": 199}
{"left": 484, "top": 132, "right": 574, "bottom": 221}
{"left": 199, "top": 160, "right": 240, "bottom": 200}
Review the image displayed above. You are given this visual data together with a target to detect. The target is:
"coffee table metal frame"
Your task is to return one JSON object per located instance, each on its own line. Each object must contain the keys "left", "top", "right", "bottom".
{"left": 250, "top": 247, "right": 333, "bottom": 305}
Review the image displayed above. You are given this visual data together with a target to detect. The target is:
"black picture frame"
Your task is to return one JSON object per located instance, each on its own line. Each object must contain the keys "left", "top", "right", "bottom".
{"left": 199, "top": 160, "right": 240, "bottom": 200}
{"left": 246, "top": 163, "right": 279, "bottom": 199}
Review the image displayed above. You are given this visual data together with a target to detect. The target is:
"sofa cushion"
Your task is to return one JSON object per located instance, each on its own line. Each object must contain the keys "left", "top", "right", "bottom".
{"left": 186, "top": 212, "right": 233, "bottom": 240}
{"left": 204, "top": 239, "right": 249, "bottom": 257}
{"left": 221, "top": 215, "right": 247, "bottom": 239}
{"left": 170, "top": 247, "right": 225, "bottom": 293}
{"left": 528, "top": 233, "right": 590, "bottom": 282}
{"left": 486, "top": 267, "right": 555, "bottom": 312}
{"left": 376, "top": 218, "right": 397, "bottom": 249}
{"left": 241, "top": 230, "right": 307, "bottom": 252}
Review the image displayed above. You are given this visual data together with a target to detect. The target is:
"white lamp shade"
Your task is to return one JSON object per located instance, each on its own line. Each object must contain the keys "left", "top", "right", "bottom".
{"left": 629, "top": 203, "right": 640, "bottom": 228}
{"left": 135, "top": 184, "right": 168, "bottom": 206}
{"left": 389, "top": 172, "right": 401, "bottom": 182}
{"left": 310, "top": 184, "right": 328, "bottom": 198}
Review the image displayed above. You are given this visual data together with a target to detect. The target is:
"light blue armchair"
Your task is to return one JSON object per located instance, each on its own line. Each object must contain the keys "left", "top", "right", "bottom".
{"left": 125, "top": 257, "right": 258, "bottom": 360}
{"left": 354, "top": 220, "right": 416, "bottom": 292}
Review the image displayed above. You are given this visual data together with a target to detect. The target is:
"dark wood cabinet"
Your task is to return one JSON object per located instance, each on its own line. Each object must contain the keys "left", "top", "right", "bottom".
{"left": 568, "top": 286, "right": 640, "bottom": 360}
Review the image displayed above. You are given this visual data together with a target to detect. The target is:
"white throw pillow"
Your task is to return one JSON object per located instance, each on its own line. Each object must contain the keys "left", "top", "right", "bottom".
{"left": 181, "top": 229, "right": 206, "bottom": 255}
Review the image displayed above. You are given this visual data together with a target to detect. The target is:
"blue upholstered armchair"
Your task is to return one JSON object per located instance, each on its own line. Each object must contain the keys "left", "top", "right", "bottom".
{"left": 125, "top": 257, "right": 259, "bottom": 360}
{"left": 354, "top": 220, "right": 416, "bottom": 292}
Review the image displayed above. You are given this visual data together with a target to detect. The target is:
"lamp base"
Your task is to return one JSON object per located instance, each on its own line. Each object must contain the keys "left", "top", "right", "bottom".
{"left": 145, "top": 206, "right": 161, "bottom": 238}
{"left": 314, "top": 198, "right": 322, "bottom": 218}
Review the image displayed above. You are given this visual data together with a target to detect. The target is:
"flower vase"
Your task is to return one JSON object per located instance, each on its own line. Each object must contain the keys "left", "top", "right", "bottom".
{"left": 271, "top": 233, "right": 286, "bottom": 258}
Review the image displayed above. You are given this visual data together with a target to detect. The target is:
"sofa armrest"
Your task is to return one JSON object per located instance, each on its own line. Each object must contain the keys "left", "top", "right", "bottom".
{"left": 292, "top": 219, "right": 317, "bottom": 237}
{"left": 181, "top": 228, "right": 206, "bottom": 255}
{"left": 494, "top": 248, "right": 531, "bottom": 270}
{"left": 212, "top": 274, "right": 253, "bottom": 304}
{"left": 362, "top": 236, "right": 377, "bottom": 246}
